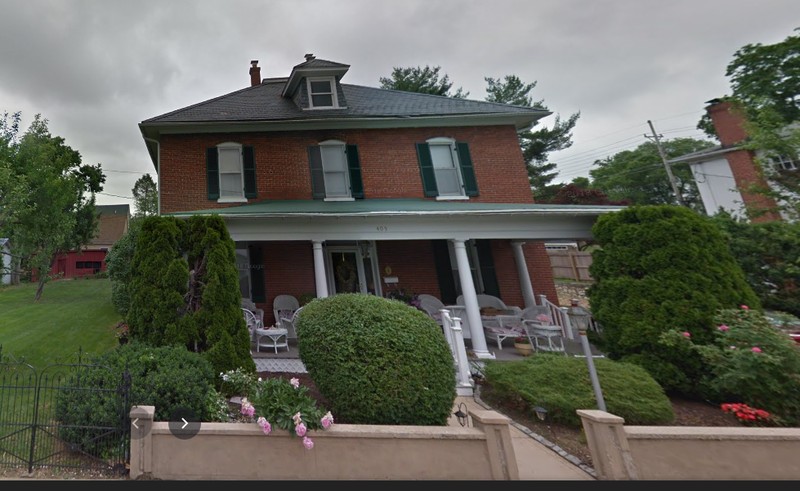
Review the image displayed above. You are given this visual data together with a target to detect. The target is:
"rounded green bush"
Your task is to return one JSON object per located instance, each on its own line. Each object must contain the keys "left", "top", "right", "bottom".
{"left": 484, "top": 354, "right": 674, "bottom": 427}
{"left": 55, "top": 342, "right": 220, "bottom": 454}
{"left": 296, "top": 294, "right": 456, "bottom": 425}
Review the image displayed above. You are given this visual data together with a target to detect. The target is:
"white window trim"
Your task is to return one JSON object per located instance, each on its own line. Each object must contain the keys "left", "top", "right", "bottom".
{"left": 216, "top": 142, "right": 246, "bottom": 203}
{"left": 319, "top": 139, "right": 351, "bottom": 199}
{"left": 427, "top": 137, "right": 466, "bottom": 198}
{"left": 307, "top": 77, "right": 340, "bottom": 109}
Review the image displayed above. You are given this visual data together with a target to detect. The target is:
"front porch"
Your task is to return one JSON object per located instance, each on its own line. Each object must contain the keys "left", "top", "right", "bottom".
{"left": 250, "top": 337, "right": 605, "bottom": 374}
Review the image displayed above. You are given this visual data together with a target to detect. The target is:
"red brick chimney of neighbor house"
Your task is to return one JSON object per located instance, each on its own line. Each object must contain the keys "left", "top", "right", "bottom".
{"left": 705, "top": 99, "right": 749, "bottom": 147}
{"left": 249, "top": 60, "right": 261, "bottom": 87}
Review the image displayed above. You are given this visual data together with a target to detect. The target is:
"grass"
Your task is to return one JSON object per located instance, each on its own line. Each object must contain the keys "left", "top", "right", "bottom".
{"left": 0, "top": 278, "right": 120, "bottom": 366}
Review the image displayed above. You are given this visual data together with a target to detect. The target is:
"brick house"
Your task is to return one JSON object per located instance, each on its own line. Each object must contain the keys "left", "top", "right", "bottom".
{"left": 669, "top": 99, "right": 794, "bottom": 222}
{"left": 49, "top": 204, "right": 130, "bottom": 279}
{"left": 139, "top": 55, "right": 622, "bottom": 358}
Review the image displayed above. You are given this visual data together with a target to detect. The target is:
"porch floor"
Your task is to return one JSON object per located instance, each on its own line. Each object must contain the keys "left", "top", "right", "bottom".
{"left": 250, "top": 338, "right": 605, "bottom": 373}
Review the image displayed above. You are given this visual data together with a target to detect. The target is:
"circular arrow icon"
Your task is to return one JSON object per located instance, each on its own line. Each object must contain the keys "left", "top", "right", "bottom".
{"left": 168, "top": 407, "right": 201, "bottom": 440}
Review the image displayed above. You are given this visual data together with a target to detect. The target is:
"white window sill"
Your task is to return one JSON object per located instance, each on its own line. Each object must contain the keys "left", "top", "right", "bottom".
{"left": 324, "top": 197, "right": 355, "bottom": 202}
{"left": 217, "top": 197, "right": 248, "bottom": 204}
{"left": 435, "top": 195, "right": 469, "bottom": 201}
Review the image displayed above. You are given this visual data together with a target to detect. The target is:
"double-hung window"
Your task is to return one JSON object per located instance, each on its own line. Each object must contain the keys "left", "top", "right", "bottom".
{"left": 206, "top": 143, "right": 257, "bottom": 202}
{"left": 307, "top": 77, "right": 338, "bottom": 109}
{"left": 416, "top": 138, "right": 478, "bottom": 199}
{"left": 308, "top": 140, "right": 364, "bottom": 200}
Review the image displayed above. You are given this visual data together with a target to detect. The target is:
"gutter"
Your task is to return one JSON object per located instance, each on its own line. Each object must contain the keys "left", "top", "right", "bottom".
{"left": 169, "top": 207, "right": 625, "bottom": 219}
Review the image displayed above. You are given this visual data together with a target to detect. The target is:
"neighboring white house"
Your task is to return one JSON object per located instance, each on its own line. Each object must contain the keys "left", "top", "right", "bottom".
{"left": 1, "top": 238, "right": 10, "bottom": 285}
{"left": 669, "top": 99, "right": 793, "bottom": 223}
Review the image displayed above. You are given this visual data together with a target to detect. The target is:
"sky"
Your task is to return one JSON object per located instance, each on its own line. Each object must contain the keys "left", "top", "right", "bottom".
{"left": 1, "top": 0, "right": 799, "bottom": 210}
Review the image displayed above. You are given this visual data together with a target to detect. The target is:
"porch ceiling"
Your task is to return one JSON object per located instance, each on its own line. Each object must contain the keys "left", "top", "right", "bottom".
{"left": 169, "top": 199, "right": 625, "bottom": 242}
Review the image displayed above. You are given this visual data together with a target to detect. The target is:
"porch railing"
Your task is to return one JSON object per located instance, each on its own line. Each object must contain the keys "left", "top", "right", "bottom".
{"left": 537, "top": 294, "right": 575, "bottom": 340}
{"left": 440, "top": 309, "right": 474, "bottom": 397}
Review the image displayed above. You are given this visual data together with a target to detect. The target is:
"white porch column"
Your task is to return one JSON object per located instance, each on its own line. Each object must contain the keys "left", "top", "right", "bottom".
{"left": 452, "top": 239, "right": 493, "bottom": 359}
{"left": 312, "top": 241, "right": 328, "bottom": 298}
{"left": 511, "top": 241, "right": 536, "bottom": 309}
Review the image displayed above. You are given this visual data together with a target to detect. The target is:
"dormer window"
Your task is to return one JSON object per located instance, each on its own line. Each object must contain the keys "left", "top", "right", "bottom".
{"left": 307, "top": 77, "right": 338, "bottom": 109}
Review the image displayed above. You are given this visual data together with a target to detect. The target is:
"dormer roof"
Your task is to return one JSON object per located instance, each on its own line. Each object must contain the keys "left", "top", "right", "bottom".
{"left": 281, "top": 55, "right": 350, "bottom": 98}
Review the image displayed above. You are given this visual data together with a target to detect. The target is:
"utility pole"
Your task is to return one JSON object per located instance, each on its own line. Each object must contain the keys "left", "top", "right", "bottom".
{"left": 645, "top": 120, "right": 686, "bottom": 206}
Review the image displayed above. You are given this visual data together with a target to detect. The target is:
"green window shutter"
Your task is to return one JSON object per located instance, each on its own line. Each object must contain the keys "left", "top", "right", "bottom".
{"left": 416, "top": 143, "right": 439, "bottom": 197}
{"left": 307, "top": 146, "right": 325, "bottom": 199}
{"left": 248, "top": 245, "right": 266, "bottom": 303}
{"left": 243, "top": 146, "right": 257, "bottom": 199}
{"left": 456, "top": 142, "right": 478, "bottom": 197}
{"left": 345, "top": 144, "right": 364, "bottom": 199}
{"left": 432, "top": 240, "right": 457, "bottom": 304}
{"left": 475, "top": 240, "right": 499, "bottom": 297}
{"left": 206, "top": 147, "right": 219, "bottom": 200}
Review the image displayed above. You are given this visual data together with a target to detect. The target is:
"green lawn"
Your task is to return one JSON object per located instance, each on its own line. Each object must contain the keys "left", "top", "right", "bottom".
{"left": 0, "top": 278, "right": 120, "bottom": 367}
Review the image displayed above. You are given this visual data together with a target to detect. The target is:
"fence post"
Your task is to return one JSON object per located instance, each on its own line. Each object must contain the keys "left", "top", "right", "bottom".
{"left": 577, "top": 409, "right": 638, "bottom": 480}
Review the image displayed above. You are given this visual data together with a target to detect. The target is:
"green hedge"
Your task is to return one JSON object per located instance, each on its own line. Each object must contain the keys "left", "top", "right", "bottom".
{"left": 484, "top": 354, "right": 674, "bottom": 427}
{"left": 296, "top": 294, "right": 456, "bottom": 425}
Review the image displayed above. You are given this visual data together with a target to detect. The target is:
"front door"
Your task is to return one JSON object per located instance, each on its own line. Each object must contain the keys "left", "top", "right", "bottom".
{"left": 325, "top": 243, "right": 380, "bottom": 296}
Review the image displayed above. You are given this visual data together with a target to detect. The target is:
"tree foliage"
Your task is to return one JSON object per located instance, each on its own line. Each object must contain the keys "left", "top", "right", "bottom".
{"left": 105, "top": 217, "right": 142, "bottom": 314}
{"left": 484, "top": 75, "right": 580, "bottom": 196}
{"left": 0, "top": 113, "right": 104, "bottom": 299}
{"left": 711, "top": 211, "right": 800, "bottom": 317}
{"left": 127, "top": 215, "right": 254, "bottom": 375}
{"left": 132, "top": 174, "right": 158, "bottom": 217}
{"left": 588, "top": 205, "right": 760, "bottom": 396}
{"left": 589, "top": 138, "right": 714, "bottom": 209}
{"left": 379, "top": 65, "right": 468, "bottom": 98}
{"left": 697, "top": 29, "right": 800, "bottom": 219}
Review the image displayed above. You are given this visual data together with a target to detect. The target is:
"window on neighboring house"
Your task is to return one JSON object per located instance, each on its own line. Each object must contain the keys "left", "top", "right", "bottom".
{"left": 416, "top": 138, "right": 478, "bottom": 199}
{"left": 307, "top": 77, "right": 338, "bottom": 109}
{"left": 76, "top": 261, "right": 101, "bottom": 270}
{"left": 770, "top": 154, "right": 798, "bottom": 171}
{"left": 308, "top": 141, "right": 364, "bottom": 200}
{"left": 206, "top": 143, "right": 257, "bottom": 202}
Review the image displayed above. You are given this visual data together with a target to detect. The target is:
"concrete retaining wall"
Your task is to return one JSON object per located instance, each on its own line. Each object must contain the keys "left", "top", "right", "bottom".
{"left": 578, "top": 409, "right": 800, "bottom": 480}
{"left": 130, "top": 406, "right": 518, "bottom": 480}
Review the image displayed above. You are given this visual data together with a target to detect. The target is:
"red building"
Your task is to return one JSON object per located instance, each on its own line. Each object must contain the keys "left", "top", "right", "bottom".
{"left": 50, "top": 204, "right": 130, "bottom": 278}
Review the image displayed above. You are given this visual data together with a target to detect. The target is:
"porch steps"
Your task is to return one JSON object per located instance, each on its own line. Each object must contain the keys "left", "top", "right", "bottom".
{"left": 253, "top": 357, "right": 307, "bottom": 373}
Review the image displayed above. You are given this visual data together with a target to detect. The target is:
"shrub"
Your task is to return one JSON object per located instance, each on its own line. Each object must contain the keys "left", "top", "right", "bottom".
{"left": 711, "top": 212, "right": 800, "bottom": 317}
{"left": 296, "top": 293, "right": 456, "bottom": 425}
{"left": 483, "top": 354, "right": 674, "bottom": 427}
{"left": 105, "top": 218, "right": 142, "bottom": 315}
{"left": 664, "top": 306, "right": 800, "bottom": 425}
{"left": 250, "top": 377, "right": 329, "bottom": 433}
{"left": 55, "top": 343, "right": 219, "bottom": 455}
{"left": 588, "top": 205, "right": 760, "bottom": 395}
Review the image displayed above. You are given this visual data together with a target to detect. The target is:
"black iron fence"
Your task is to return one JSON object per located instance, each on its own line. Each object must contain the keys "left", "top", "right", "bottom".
{"left": 0, "top": 347, "right": 130, "bottom": 476}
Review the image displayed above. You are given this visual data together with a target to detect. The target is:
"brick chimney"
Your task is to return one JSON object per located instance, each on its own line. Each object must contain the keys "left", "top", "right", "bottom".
{"left": 249, "top": 60, "right": 261, "bottom": 87}
{"left": 705, "top": 99, "right": 749, "bottom": 147}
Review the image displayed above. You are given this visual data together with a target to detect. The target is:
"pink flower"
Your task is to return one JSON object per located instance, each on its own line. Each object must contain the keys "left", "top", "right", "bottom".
{"left": 751, "top": 346, "right": 762, "bottom": 353}
{"left": 320, "top": 411, "right": 334, "bottom": 429}
{"left": 290, "top": 377, "right": 300, "bottom": 389}
{"left": 682, "top": 331, "right": 691, "bottom": 338}
{"left": 257, "top": 417, "right": 271, "bottom": 435}
{"left": 718, "top": 324, "right": 730, "bottom": 332}
{"left": 302, "top": 436, "right": 314, "bottom": 450}
{"left": 295, "top": 422, "right": 307, "bottom": 437}
{"left": 740, "top": 305, "right": 750, "bottom": 310}
{"left": 240, "top": 399, "right": 255, "bottom": 418}
{"left": 729, "top": 345, "right": 737, "bottom": 350}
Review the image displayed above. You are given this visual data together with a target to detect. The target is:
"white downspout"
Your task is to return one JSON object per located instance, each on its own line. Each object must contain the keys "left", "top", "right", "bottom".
{"left": 142, "top": 136, "right": 161, "bottom": 215}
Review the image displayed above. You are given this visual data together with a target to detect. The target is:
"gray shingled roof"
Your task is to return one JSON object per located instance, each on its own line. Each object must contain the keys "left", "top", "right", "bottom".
{"left": 292, "top": 58, "right": 349, "bottom": 70}
{"left": 141, "top": 79, "right": 549, "bottom": 125}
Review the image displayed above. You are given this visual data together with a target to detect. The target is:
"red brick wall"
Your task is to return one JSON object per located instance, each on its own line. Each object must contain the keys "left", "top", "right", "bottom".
{"left": 374, "top": 240, "right": 441, "bottom": 298}
{"left": 159, "top": 125, "right": 532, "bottom": 214}
{"left": 259, "top": 241, "right": 316, "bottom": 326}
{"left": 707, "top": 101, "right": 749, "bottom": 147}
{"left": 724, "top": 149, "right": 782, "bottom": 223}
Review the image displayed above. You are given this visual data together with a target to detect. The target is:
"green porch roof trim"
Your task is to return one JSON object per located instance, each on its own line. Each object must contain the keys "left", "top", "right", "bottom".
{"left": 167, "top": 199, "right": 626, "bottom": 218}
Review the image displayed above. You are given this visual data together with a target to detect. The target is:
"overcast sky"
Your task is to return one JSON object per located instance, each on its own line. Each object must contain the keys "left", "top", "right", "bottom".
{"left": 1, "top": 0, "right": 798, "bottom": 209}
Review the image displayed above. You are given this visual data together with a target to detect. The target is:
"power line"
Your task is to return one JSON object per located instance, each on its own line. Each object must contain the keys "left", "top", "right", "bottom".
{"left": 98, "top": 192, "right": 134, "bottom": 200}
{"left": 646, "top": 120, "right": 685, "bottom": 206}
{"left": 102, "top": 168, "right": 152, "bottom": 175}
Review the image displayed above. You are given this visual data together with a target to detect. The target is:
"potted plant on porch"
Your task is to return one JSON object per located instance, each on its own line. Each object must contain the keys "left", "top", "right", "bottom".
{"left": 514, "top": 336, "right": 533, "bottom": 357}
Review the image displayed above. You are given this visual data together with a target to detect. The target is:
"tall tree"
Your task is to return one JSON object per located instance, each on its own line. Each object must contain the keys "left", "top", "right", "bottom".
{"left": 379, "top": 65, "right": 469, "bottom": 98}
{"left": 697, "top": 28, "right": 800, "bottom": 219}
{"left": 0, "top": 114, "right": 105, "bottom": 299}
{"left": 132, "top": 173, "right": 158, "bottom": 217}
{"left": 589, "top": 137, "right": 714, "bottom": 209}
{"left": 484, "top": 75, "right": 579, "bottom": 196}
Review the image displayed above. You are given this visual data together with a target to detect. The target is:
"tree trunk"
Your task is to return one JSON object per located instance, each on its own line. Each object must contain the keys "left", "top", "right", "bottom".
{"left": 34, "top": 275, "right": 46, "bottom": 301}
